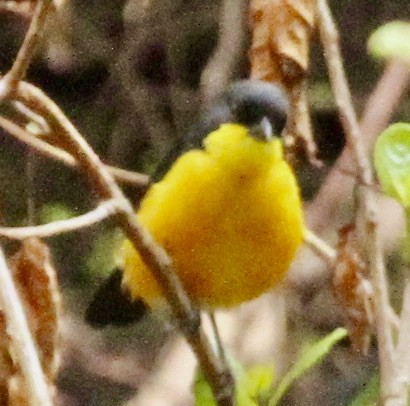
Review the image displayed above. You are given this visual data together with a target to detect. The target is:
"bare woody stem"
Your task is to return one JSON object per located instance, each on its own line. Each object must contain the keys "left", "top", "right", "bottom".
{"left": 0, "top": 115, "right": 150, "bottom": 188}
{"left": 393, "top": 211, "right": 410, "bottom": 404}
{"left": 317, "top": 0, "right": 394, "bottom": 402}
{"left": 0, "top": 199, "right": 120, "bottom": 240}
{"left": 303, "top": 229, "right": 336, "bottom": 264}
{"left": 306, "top": 60, "right": 409, "bottom": 235}
{"left": 0, "top": 0, "right": 235, "bottom": 403}
{"left": 200, "top": 0, "right": 247, "bottom": 108}
{"left": 0, "top": 0, "right": 53, "bottom": 99}
{"left": 13, "top": 80, "right": 235, "bottom": 406}
{"left": 0, "top": 3, "right": 56, "bottom": 405}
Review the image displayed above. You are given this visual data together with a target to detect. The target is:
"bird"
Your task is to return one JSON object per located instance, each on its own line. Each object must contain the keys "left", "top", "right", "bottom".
{"left": 85, "top": 80, "right": 304, "bottom": 328}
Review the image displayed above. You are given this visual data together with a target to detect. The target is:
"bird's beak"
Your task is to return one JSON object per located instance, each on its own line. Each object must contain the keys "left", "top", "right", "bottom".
{"left": 249, "top": 117, "right": 273, "bottom": 142}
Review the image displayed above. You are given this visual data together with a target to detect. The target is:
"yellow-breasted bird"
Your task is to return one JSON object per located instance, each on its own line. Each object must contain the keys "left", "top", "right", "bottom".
{"left": 85, "top": 80, "right": 304, "bottom": 327}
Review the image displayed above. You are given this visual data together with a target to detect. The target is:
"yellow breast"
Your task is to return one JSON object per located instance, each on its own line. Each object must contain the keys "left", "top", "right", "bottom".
{"left": 121, "top": 123, "right": 303, "bottom": 309}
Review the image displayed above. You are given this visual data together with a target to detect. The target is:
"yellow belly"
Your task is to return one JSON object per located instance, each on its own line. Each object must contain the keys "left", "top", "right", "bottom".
{"left": 121, "top": 138, "right": 303, "bottom": 309}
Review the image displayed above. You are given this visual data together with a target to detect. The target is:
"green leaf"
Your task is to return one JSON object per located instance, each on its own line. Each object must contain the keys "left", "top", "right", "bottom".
{"left": 86, "top": 228, "right": 122, "bottom": 277}
{"left": 194, "top": 368, "right": 218, "bottom": 406}
{"left": 347, "top": 373, "right": 379, "bottom": 406}
{"left": 193, "top": 357, "right": 245, "bottom": 406}
{"left": 268, "top": 328, "right": 348, "bottom": 406}
{"left": 39, "top": 202, "right": 75, "bottom": 224}
{"left": 238, "top": 365, "right": 275, "bottom": 405}
{"left": 26, "top": 121, "right": 43, "bottom": 136}
{"left": 368, "top": 21, "right": 410, "bottom": 63}
{"left": 374, "top": 123, "right": 410, "bottom": 208}
{"left": 193, "top": 357, "right": 274, "bottom": 406}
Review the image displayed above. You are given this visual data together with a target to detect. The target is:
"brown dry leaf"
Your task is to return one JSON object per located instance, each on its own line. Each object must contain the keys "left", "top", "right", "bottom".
{"left": 249, "top": 0, "right": 316, "bottom": 86}
{"left": 0, "top": 238, "right": 60, "bottom": 404}
{"left": 249, "top": 0, "right": 319, "bottom": 165}
{"left": 332, "top": 224, "right": 375, "bottom": 354}
{"left": 9, "top": 238, "right": 61, "bottom": 379}
{"left": 285, "top": 80, "right": 322, "bottom": 166}
{"left": 0, "top": 312, "right": 13, "bottom": 405}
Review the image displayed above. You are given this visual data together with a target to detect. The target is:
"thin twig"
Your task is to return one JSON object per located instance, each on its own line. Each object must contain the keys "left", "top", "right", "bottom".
{"left": 389, "top": 307, "right": 400, "bottom": 333}
{"left": 360, "top": 59, "right": 409, "bottom": 149}
{"left": 317, "top": 1, "right": 394, "bottom": 402}
{"left": 395, "top": 275, "right": 410, "bottom": 382}
{"left": 0, "top": 199, "right": 120, "bottom": 240}
{"left": 13, "top": 100, "right": 51, "bottom": 134}
{"left": 0, "top": 115, "right": 150, "bottom": 188}
{"left": 306, "top": 55, "right": 409, "bottom": 235}
{"left": 13, "top": 80, "right": 234, "bottom": 406}
{"left": 209, "top": 312, "right": 228, "bottom": 364}
{"left": 200, "top": 0, "right": 247, "bottom": 108}
{"left": 0, "top": 3, "right": 54, "bottom": 404}
{"left": 25, "top": 150, "right": 37, "bottom": 225}
{"left": 394, "top": 211, "right": 410, "bottom": 403}
{"left": 0, "top": 0, "right": 53, "bottom": 99}
{"left": 303, "top": 229, "right": 336, "bottom": 263}
{"left": 107, "top": 166, "right": 150, "bottom": 188}
{"left": 0, "top": 244, "right": 52, "bottom": 406}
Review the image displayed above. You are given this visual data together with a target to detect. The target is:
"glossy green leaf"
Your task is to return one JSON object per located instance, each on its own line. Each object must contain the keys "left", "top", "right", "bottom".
{"left": 268, "top": 328, "right": 348, "bottom": 406}
{"left": 368, "top": 21, "right": 410, "bottom": 63}
{"left": 374, "top": 123, "right": 410, "bottom": 208}
{"left": 347, "top": 373, "right": 379, "bottom": 406}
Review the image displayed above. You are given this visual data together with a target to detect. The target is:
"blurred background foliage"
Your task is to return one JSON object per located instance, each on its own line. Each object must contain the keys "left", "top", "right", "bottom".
{"left": 0, "top": 0, "right": 409, "bottom": 405}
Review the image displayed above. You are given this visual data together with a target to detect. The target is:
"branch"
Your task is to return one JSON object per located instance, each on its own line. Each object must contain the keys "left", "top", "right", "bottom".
{"left": 0, "top": 0, "right": 53, "bottom": 100}
{"left": 0, "top": 199, "right": 120, "bottom": 240}
{"left": 13, "top": 100, "right": 51, "bottom": 134}
{"left": 303, "top": 229, "right": 336, "bottom": 264}
{"left": 200, "top": 0, "right": 247, "bottom": 107}
{"left": 395, "top": 275, "right": 410, "bottom": 392}
{"left": 12, "top": 80, "right": 234, "bottom": 405}
{"left": 0, "top": 244, "right": 52, "bottom": 406}
{"left": 107, "top": 166, "right": 150, "bottom": 188}
{"left": 0, "top": 115, "right": 150, "bottom": 188}
{"left": 0, "top": 1, "right": 233, "bottom": 403}
{"left": 317, "top": 0, "right": 394, "bottom": 401}
{"left": 394, "top": 210, "right": 410, "bottom": 402}
{"left": 306, "top": 47, "right": 409, "bottom": 235}
{"left": 360, "top": 59, "right": 409, "bottom": 146}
